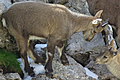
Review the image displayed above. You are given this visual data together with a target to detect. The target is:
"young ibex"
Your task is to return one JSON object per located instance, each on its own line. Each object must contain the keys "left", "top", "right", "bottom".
{"left": 2, "top": 1, "right": 108, "bottom": 77}
{"left": 95, "top": 39, "right": 120, "bottom": 79}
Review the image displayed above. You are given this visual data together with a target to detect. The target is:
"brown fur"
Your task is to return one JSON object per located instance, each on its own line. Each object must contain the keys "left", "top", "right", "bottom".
{"left": 2, "top": 1, "right": 105, "bottom": 77}
{"left": 95, "top": 39, "right": 120, "bottom": 79}
{"left": 86, "top": 0, "right": 120, "bottom": 46}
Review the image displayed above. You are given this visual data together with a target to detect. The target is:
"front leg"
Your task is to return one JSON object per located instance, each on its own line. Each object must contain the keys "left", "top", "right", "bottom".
{"left": 45, "top": 50, "right": 54, "bottom": 77}
{"left": 57, "top": 42, "right": 69, "bottom": 65}
{"left": 45, "top": 38, "right": 56, "bottom": 78}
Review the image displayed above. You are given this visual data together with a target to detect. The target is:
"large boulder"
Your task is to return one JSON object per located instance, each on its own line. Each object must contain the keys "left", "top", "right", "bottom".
{"left": 65, "top": 0, "right": 90, "bottom": 15}
{"left": 66, "top": 32, "right": 105, "bottom": 66}
{"left": 0, "top": 70, "right": 22, "bottom": 80}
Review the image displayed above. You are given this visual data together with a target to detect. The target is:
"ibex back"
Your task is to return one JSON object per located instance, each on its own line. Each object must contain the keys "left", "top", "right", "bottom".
{"left": 95, "top": 39, "right": 120, "bottom": 79}
{"left": 2, "top": 1, "right": 108, "bottom": 77}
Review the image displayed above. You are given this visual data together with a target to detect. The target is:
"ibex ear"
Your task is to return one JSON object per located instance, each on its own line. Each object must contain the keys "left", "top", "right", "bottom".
{"left": 95, "top": 10, "right": 103, "bottom": 18}
{"left": 110, "top": 39, "right": 115, "bottom": 46}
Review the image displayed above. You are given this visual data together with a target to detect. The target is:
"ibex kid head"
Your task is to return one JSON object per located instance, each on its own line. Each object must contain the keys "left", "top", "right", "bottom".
{"left": 83, "top": 10, "right": 109, "bottom": 41}
{"left": 95, "top": 39, "right": 118, "bottom": 64}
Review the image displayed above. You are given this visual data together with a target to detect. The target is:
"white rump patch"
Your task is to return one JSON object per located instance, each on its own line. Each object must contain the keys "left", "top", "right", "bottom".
{"left": 92, "top": 19, "right": 102, "bottom": 24}
{"left": 2, "top": 18, "right": 7, "bottom": 27}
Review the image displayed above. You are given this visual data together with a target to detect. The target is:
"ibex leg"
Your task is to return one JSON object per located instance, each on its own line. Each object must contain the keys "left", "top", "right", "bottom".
{"left": 27, "top": 40, "right": 45, "bottom": 65}
{"left": 57, "top": 41, "right": 69, "bottom": 65}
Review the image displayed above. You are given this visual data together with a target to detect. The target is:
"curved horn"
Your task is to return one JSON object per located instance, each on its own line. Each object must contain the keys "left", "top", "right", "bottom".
{"left": 102, "top": 18, "right": 109, "bottom": 27}
{"left": 108, "top": 47, "right": 112, "bottom": 51}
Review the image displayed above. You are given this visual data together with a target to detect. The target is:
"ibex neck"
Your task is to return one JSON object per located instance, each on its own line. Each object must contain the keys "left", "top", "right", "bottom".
{"left": 70, "top": 12, "right": 94, "bottom": 33}
{"left": 106, "top": 57, "right": 120, "bottom": 79}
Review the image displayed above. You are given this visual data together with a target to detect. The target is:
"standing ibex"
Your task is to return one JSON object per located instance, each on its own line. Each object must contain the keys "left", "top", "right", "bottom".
{"left": 2, "top": 1, "right": 108, "bottom": 77}
{"left": 95, "top": 39, "right": 120, "bottom": 79}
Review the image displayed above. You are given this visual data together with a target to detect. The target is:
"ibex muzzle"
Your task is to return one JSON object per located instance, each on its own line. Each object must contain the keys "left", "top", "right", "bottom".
{"left": 2, "top": 1, "right": 104, "bottom": 77}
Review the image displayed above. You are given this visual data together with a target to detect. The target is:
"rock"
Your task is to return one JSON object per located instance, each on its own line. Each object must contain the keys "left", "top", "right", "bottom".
{"left": 32, "top": 50, "right": 96, "bottom": 80}
{"left": 65, "top": 0, "right": 91, "bottom": 15}
{"left": 0, "top": 28, "right": 19, "bottom": 52}
{"left": 66, "top": 32, "right": 105, "bottom": 66}
{"left": 0, "top": 65, "right": 5, "bottom": 80}
{"left": 5, "top": 73, "right": 22, "bottom": 80}
{"left": 0, "top": 0, "right": 11, "bottom": 12}
{"left": 13, "top": 0, "right": 49, "bottom": 3}
{"left": 86, "top": 60, "right": 110, "bottom": 75}
{"left": 52, "top": 0, "right": 68, "bottom": 4}
{"left": 0, "top": 0, "right": 18, "bottom": 52}
{"left": 98, "top": 73, "right": 119, "bottom": 80}
{"left": 0, "top": 75, "right": 6, "bottom": 80}
{"left": 0, "top": 70, "right": 22, "bottom": 80}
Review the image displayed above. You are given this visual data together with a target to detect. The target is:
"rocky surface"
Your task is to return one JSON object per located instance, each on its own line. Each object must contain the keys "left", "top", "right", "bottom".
{"left": 0, "top": 0, "right": 18, "bottom": 52}
{"left": 0, "top": 69, "right": 22, "bottom": 80}
{"left": 33, "top": 47, "right": 96, "bottom": 80}
{"left": 66, "top": 32, "right": 105, "bottom": 66}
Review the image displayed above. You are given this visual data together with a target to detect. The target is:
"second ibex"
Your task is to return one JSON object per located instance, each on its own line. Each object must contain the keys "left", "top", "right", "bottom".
{"left": 2, "top": 1, "right": 108, "bottom": 77}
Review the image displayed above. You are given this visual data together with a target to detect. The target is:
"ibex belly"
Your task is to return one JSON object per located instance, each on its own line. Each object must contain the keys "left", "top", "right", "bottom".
{"left": 29, "top": 35, "right": 46, "bottom": 40}
{"left": 28, "top": 35, "right": 46, "bottom": 46}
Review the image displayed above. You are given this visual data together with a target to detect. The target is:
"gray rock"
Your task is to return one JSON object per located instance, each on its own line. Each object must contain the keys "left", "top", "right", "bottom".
{"left": 13, "top": 0, "right": 49, "bottom": 3}
{"left": 0, "top": 74, "right": 6, "bottom": 80}
{"left": 66, "top": 32, "right": 105, "bottom": 66}
{"left": 5, "top": 73, "right": 22, "bottom": 80}
{"left": 52, "top": 0, "right": 68, "bottom": 4}
{"left": 0, "top": 0, "right": 11, "bottom": 11}
{"left": 65, "top": 0, "right": 91, "bottom": 15}
{"left": 32, "top": 51, "right": 96, "bottom": 80}
{"left": 0, "top": 0, "right": 19, "bottom": 52}
{"left": 0, "top": 71, "right": 22, "bottom": 80}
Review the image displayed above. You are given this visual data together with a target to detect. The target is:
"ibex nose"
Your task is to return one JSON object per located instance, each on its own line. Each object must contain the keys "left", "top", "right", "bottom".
{"left": 93, "top": 57, "right": 96, "bottom": 62}
{"left": 85, "top": 38, "right": 90, "bottom": 42}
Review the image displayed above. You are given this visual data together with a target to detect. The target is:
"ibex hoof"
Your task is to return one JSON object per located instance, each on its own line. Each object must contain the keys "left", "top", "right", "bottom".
{"left": 30, "top": 72, "right": 35, "bottom": 77}
{"left": 61, "top": 60, "right": 69, "bottom": 66}
{"left": 26, "top": 67, "right": 35, "bottom": 77}
{"left": 45, "top": 72, "right": 53, "bottom": 78}
{"left": 27, "top": 71, "right": 35, "bottom": 77}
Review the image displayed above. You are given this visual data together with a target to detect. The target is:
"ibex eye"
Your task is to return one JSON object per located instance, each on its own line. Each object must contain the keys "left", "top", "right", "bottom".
{"left": 93, "top": 30, "right": 97, "bottom": 33}
{"left": 103, "top": 56, "right": 107, "bottom": 58}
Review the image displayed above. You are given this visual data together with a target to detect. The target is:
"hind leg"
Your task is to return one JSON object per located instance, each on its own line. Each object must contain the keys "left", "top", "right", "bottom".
{"left": 45, "top": 37, "right": 59, "bottom": 77}
{"left": 57, "top": 41, "right": 69, "bottom": 65}
{"left": 27, "top": 40, "right": 45, "bottom": 65}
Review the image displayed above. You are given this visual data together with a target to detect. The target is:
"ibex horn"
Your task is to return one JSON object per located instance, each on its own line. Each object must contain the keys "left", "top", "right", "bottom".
{"left": 108, "top": 47, "right": 112, "bottom": 51}
{"left": 102, "top": 18, "right": 109, "bottom": 27}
